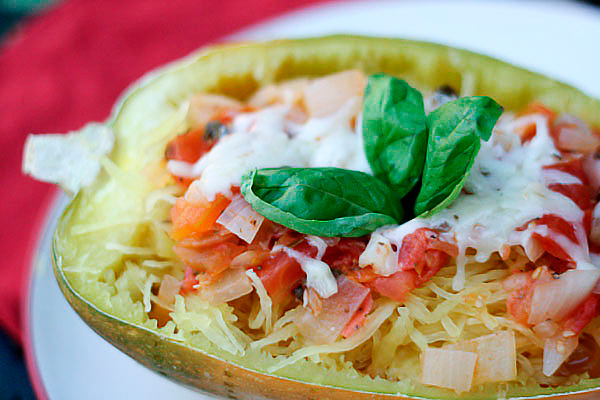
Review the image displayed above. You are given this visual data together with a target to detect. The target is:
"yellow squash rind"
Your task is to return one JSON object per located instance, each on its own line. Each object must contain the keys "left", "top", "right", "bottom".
{"left": 52, "top": 35, "right": 600, "bottom": 399}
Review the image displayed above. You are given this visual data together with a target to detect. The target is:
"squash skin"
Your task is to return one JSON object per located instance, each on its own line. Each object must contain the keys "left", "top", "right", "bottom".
{"left": 51, "top": 35, "right": 600, "bottom": 399}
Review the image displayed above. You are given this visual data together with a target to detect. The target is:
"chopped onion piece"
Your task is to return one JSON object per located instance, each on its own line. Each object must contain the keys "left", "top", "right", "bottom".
{"left": 533, "top": 320, "right": 560, "bottom": 339}
{"left": 447, "top": 331, "right": 516, "bottom": 385}
{"left": 543, "top": 334, "right": 578, "bottom": 376}
{"left": 553, "top": 114, "right": 600, "bottom": 154}
{"left": 359, "top": 232, "right": 398, "bottom": 276}
{"left": 269, "top": 300, "right": 396, "bottom": 373}
{"left": 421, "top": 348, "right": 477, "bottom": 393}
{"left": 294, "top": 276, "right": 369, "bottom": 344}
{"left": 157, "top": 275, "right": 181, "bottom": 307}
{"left": 196, "top": 269, "right": 252, "bottom": 305}
{"left": 528, "top": 269, "right": 600, "bottom": 325}
{"left": 302, "top": 70, "right": 365, "bottom": 118}
{"left": 230, "top": 249, "right": 269, "bottom": 269}
{"left": 216, "top": 195, "right": 264, "bottom": 244}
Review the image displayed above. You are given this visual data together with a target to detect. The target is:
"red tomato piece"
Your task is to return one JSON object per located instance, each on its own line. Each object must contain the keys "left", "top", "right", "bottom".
{"left": 547, "top": 184, "right": 594, "bottom": 211}
{"left": 165, "top": 129, "right": 214, "bottom": 164}
{"left": 543, "top": 158, "right": 594, "bottom": 210}
{"left": 180, "top": 266, "right": 198, "bottom": 294}
{"left": 165, "top": 128, "right": 217, "bottom": 187}
{"left": 532, "top": 214, "right": 579, "bottom": 263}
{"left": 520, "top": 102, "right": 557, "bottom": 123}
{"left": 369, "top": 270, "right": 418, "bottom": 303}
{"left": 504, "top": 271, "right": 535, "bottom": 325}
{"left": 399, "top": 228, "right": 455, "bottom": 277}
{"left": 255, "top": 251, "right": 304, "bottom": 304}
{"left": 562, "top": 294, "right": 600, "bottom": 335}
{"left": 170, "top": 196, "right": 231, "bottom": 240}
{"left": 322, "top": 237, "right": 367, "bottom": 272}
{"left": 346, "top": 229, "right": 453, "bottom": 302}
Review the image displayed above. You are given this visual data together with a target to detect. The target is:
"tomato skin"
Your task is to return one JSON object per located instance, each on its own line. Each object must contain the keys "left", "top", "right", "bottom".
{"left": 527, "top": 158, "right": 595, "bottom": 268}
{"left": 367, "top": 258, "right": 447, "bottom": 303}
{"left": 255, "top": 251, "right": 304, "bottom": 304}
{"left": 340, "top": 293, "right": 373, "bottom": 338}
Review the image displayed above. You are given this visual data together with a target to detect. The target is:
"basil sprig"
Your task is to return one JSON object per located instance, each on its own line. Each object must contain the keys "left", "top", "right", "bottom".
{"left": 414, "top": 96, "right": 503, "bottom": 216}
{"left": 240, "top": 74, "right": 503, "bottom": 237}
{"left": 362, "top": 74, "right": 428, "bottom": 198}
{"left": 240, "top": 168, "right": 403, "bottom": 237}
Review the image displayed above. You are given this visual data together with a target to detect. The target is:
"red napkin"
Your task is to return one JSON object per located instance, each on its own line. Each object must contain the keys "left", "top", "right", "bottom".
{"left": 0, "top": 0, "right": 332, "bottom": 344}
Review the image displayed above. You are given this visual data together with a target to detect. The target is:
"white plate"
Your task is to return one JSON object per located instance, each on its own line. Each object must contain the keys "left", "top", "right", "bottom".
{"left": 25, "top": 1, "right": 600, "bottom": 399}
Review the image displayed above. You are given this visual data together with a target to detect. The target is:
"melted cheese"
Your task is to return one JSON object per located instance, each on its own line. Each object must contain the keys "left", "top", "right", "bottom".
{"left": 168, "top": 99, "right": 370, "bottom": 201}
{"left": 372, "top": 113, "right": 593, "bottom": 290}
{"left": 272, "top": 244, "right": 338, "bottom": 298}
{"left": 170, "top": 93, "right": 595, "bottom": 290}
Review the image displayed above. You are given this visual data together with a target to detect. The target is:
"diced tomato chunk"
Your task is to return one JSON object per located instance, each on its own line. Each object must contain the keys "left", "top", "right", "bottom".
{"left": 165, "top": 129, "right": 214, "bottom": 164}
{"left": 544, "top": 158, "right": 590, "bottom": 187}
{"left": 170, "top": 196, "right": 231, "bottom": 240}
{"left": 562, "top": 294, "right": 600, "bottom": 335}
{"left": 256, "top": 251, "right": 305, "bottom": 304}
{"left": 399, "top": 228, "right": 456, "bottom": 277}
{"left": 522, "top": 102, "right": 556, "bottom": 120}
{"left": 322, "top": 237, "right": 367, "bottom": 272}
{"left": 535, "top": 253, "right": 571, "bottom": 274}
{"left": 369, "top": 270, "right": 417, "bottom": 303}
{"left": 504, "top": 271, "right": 535, "bottom": 325}
{"left": 345, "top": 229, "right": 452, "bottom": 302}
{"left": 174, "top": 241, "right": 245, "bottom": 279}
{"left": 293, "top": 240, "right": 319, "bottom": 258}
{"left": 536, "top": 214, "right": 579, "bottom": 243}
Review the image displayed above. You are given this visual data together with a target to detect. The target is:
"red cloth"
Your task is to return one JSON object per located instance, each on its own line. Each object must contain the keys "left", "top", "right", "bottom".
{"left": 0, "top": 0, "right": 332, "bottom": 344}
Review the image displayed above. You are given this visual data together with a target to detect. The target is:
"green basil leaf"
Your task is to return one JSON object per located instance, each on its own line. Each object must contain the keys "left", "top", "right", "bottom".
{"left": 414, "top": 96, "right": 503, "bottom": 216}
{"left": 241, "top": 167, "right": 403, "bottom": 237}
{"left": 362, "top": 74, "right": 428, "bottom": 198}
